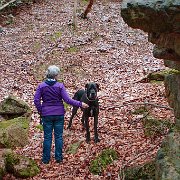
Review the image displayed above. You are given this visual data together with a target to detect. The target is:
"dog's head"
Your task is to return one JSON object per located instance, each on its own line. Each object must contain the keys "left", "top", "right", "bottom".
{"left": 85, "top": 82, "right": 100, "bottom": 100}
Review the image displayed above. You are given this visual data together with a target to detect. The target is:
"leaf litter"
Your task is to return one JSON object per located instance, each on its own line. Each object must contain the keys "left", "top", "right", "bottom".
{"left": 0, "top": 0, "right": 174, "bottom": 179}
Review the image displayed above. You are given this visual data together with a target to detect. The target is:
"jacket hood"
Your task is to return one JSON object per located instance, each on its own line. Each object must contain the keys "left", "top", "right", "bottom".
{"left": 45, "top": 79, "right": 57, "bottom": 86}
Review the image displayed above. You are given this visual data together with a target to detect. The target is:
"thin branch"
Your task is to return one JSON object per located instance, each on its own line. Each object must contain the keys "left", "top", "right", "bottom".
{"left": 121, "top": 144, "right": 159, "bottom": 170}
{"left": 0, "top": 0, "right": 17, "bottom": 11}
{"left": 127, "top": 112, "right": 149, "bottom": 129}
{"left": 124, "top": 102, "right": 173, "bottom": 111}
{"left": 106, "top": 101, "right": 173, "bottom": 111}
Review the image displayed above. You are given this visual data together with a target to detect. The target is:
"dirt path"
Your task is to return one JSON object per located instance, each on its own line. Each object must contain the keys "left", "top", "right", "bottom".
{"left": 0, "top": 0, "right": 173, "bottom": 179}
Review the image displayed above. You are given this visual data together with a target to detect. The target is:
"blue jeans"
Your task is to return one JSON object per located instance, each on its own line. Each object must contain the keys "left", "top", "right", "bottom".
{"left": 42, "top": 115, "right": 64, "bottom": 163}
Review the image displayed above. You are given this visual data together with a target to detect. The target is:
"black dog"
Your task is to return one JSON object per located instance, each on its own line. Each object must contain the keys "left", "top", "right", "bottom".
{"left": 68, "top": 82, "right": 100, "bottom": 143}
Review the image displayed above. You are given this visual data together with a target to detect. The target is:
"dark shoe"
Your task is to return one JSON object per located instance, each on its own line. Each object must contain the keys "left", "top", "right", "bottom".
{"left": 56, "top": 159, "right": 63, "bottom": 163}
{"left": 42, "top": 161, "right": 49, "bottom": 164}
{"left": 94, "top": 138, "right": 100, "bottom": 143}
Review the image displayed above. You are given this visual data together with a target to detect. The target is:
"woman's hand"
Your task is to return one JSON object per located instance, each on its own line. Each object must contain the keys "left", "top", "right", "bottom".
{"left": 82, "top": 102, "right": 89, "bottom": 108}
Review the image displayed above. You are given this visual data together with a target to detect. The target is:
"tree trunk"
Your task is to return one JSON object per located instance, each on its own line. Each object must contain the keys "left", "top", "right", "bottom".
{"left": 73, "top": 0, "right": 77, "bottom": 29}
{"left": 82, "top": 0, "right": 94, "bottom": 19}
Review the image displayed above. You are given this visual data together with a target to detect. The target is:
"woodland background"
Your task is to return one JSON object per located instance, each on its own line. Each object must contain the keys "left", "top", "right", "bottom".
{"left": 0, "top": 0, "right": 174, "bottom": 179}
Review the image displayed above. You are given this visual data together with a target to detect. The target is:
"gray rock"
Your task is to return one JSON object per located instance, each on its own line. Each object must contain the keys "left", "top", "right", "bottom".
{"left": 0, "top": 95, "right": 31, "bottom": 120}
{"left": 121, "top": 1, "right": 180, "bottom": 179}
{"left": 156, "top": 130, "right": 180, "bottom": 180}
{"left": 4, "top": 150, "right": 40, "bottom": 178}
{"left": 121, "top": 0, "right": 180, "bottom": 61}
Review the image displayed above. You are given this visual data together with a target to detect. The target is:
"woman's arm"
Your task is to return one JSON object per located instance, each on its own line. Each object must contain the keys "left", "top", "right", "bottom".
{"left": 60, "top": 84, "right": 88, "bottom": 108}
{"left": 34, "top": 85, "right": 42, "bottom": 114}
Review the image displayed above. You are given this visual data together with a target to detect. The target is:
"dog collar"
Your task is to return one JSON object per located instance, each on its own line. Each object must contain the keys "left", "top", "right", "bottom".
{"left": 86, "top": 94, "right": 97, "bottom": 102}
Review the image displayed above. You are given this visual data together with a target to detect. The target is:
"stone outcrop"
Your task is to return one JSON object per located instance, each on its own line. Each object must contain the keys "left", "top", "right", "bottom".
{"left": 121, "top": 0, "right": 180, "bottom": 63}
{"left": 0, "top": 96, "right": 39, "bottom": 178}
{"left": 121, "top": 0, "right": 180, "bottom": 179}
{"left": 4, "top": 149, "right": 40, "bottom": 178}
{"left": 0, "top": 117, "right": 30, "bottom": 148}
{"left": 0, "top": 95, "right": 31, "bottom": 120}
{"left": 0, "top": 149, "right": 40, "bottom": 179}
{"left": 0, "top": 96, "right": 31, "bottom": 148}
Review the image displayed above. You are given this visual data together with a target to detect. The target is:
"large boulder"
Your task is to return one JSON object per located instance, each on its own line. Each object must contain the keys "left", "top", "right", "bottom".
{"left": 156, "top": 130, "right": 180, "bottom": 180}
{"left": 121, "top": 0, "right": 180, "bottom": 179}
{"left": 0, "top": 149, "right": 6, "bottom": 180}
{"left": 0, "top": 117, "right": 29, "bottom": 148}
{"left": 3, "top": 149, "right": 40, "bottom": 179}
{"left": 0, "top": 96, "right": 31, "bottom": 148}
{"left": 0, "top": 95, "right": 31, "bottom": 120}
{"left": 121, "top": 0, "right": 180, "bottom": 62}
{"left": 0, "top": 96, "right": 39, "bottom": 179}
{"left": 164, "top": 74, "right": 180, "bottom": 129}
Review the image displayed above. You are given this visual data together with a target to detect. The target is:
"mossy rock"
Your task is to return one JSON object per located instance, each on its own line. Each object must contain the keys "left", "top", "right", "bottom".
{"left": 4, "top": 150, "right": 40, "bottom": 178}
{"left": 89, "top": 148, "right": 118, "bottom": 175}
{"left": 0, "top": 117, "right": 29, "bottom": 148}
{"left": 147, "top": 69, "right": 180, "bottom": 82}
{"left": 0, "top": 149, "right": 6, "bottom": 179}
{"left": 67, "top": 141, "right": 83, "bottom": 154}
{"left": 0, "top": 96, "right": 31, "bottom": 120}
{"left": 35, "top": 124, "right": 43, "bottom": 131}
{"left": 132, "top": 106, "right": 148, "bottom": 115}
{"left": 142, "top": 116, "right": 174, "bottom": 137}
{"left": 156, "top": 131, "right": 180, "bottom": 179}
{"left": 120, "top": 161, "right": 156, "bottom": 180}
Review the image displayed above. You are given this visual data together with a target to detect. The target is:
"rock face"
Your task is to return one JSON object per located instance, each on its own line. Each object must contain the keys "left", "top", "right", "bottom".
{"left": 4, "top": 149, "right": 40, "bottom": 178}
{"left": 121, "top": 0, "right": 180, "bottom": 63}
{"left": 121, "top": 0, "right": 180, "bottom": 179}
{"left": 0, "top": 96, "right": 31, "bottom": 148}
{"left": 0, "top": 117, "right": 29, "bottom": 148}
{"left": 0, "top": 95, "right": 31, "bottom": 120}
{"left": 0, "top": 96, "right": 39, "bottom": 178}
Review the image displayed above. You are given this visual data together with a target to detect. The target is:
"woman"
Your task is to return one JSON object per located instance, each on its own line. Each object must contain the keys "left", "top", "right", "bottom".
{"left": 34, "top": 65, "right": 88, "bottom": 164}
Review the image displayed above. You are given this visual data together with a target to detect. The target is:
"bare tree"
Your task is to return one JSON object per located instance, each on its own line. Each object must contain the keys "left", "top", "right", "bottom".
{"left": 73, "top": 0, "right": 78, "bottom": 29}
{"left": 81, "top": 0, "right": 94, "bottom": 19}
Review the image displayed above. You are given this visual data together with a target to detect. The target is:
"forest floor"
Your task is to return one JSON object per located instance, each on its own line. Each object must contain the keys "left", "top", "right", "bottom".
{"left": 0, "top": 0, "right": 174, "bottom": 179}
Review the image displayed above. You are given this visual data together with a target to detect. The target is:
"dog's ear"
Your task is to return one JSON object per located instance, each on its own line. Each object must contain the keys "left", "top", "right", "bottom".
{"left": 96, "top": 83, "right": 100, "bottom": 91}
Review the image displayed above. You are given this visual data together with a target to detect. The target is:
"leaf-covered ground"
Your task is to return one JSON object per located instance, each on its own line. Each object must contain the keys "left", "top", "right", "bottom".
{"left": 0, "top": 0, "right": 174, "bottom": 179}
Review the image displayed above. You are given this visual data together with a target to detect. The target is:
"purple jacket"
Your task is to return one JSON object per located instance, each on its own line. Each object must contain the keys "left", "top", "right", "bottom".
{"left": 34, "top": 80, "right": 82, "bottom": 116}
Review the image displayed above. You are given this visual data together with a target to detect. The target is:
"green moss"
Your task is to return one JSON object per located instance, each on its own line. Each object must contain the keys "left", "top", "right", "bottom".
{"left": 121, "top": 161, "right": 156, "bottom": 180}
{"left": 147, "top": 69, "right": 180, "bottom": 83}
{"left": 16, "top": 158, "right": 40, "bottom": 178}
{"left": 63, "top": 102, "right": 69, "bottom": 110}
{"left": 150, "top": 80, "right": 164, "bottom": 84}
{"left": 0, "top": 166, "right": 6, "bottom": 179}
{"left": 4, "top": 152, "right": 40, "bottom": 178}
{"left": 0, "top": 117, "right": 29, "bottom": 148}
{"left": 67, "top": 46, "right": 78, "bottom": 53}
{"left": 0, "top": 117, "right": 29, "bottom": 129}
{"left": 35, "top": 124, "right": 43, "bottom": 131}
{"left": 67, "top": 141, "right": 82, "bottom": 154}
{"left": 5, "top": 152, "right": 19, "bottom": 173}
{"left": 89, "top": 148, "right": 118, "bottom": 175}
{"left": 162, "top": 69, "right": 180, "bottom": 75}
{"left": 143, "top": 116, "right": 174, "bottom": 137}
{"left": 32, "top": 42, "right": 41, "bottom": 52}
{"left": 132, "top": 106, "right": 148, "bottom": 115}
{"left": 49, "top": 31, "right": 62, "bottom": 42}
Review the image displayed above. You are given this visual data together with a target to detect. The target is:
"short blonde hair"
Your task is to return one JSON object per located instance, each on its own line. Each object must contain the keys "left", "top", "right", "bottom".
{"left": 46, "top": 65, "right": 60, "bottom": 78}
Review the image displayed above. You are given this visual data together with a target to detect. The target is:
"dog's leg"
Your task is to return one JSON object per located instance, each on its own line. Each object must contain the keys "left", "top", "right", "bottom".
{"left": 94, "top": 115, "right": 100, "bottom": 143}
{"left": 81, "top": 114, "right": 86, "bottom": 129}
{"left": 67, "top": 106, "right": 78, "bottom": 129}
{"left": 84, "top": 116, "right": 90, "bottom": 143}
